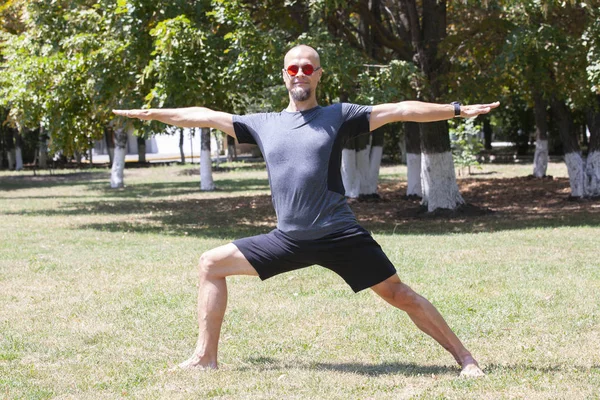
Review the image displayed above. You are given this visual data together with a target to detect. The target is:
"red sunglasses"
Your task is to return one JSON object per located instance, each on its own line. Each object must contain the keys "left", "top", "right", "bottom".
{"left": 286, "top": 64, "right": 321, "bottom": 77}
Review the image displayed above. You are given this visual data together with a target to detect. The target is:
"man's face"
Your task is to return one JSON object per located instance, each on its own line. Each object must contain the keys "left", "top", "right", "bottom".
{"left": 283, "top": 48, "right": 322, "bottom": 102}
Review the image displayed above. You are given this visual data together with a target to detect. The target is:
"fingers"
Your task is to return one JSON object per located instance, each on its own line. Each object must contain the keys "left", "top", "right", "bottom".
{"left": 112, "top": 109, "right": 147, "bottom": 119}
{"left": 462, "top": 101, "right": 500, "bottom": 117}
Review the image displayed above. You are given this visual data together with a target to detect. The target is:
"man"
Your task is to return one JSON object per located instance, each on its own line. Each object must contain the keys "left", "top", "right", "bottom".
{"left": 114, "top": 44, "right": 499, "bottom": 377}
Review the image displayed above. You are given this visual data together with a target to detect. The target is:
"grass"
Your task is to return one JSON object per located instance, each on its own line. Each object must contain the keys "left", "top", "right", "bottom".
{"left": 1, "top": 162, "right": 599, "bottom": 399}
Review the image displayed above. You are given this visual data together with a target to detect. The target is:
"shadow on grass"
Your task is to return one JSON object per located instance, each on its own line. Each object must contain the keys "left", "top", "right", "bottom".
{"left": 0, "top": 171, "right": 110, "bottom": 191}
{"left": 95, "top": 178, "right": 270, "bottom": 199}
{"left": 3, "top": 174, "right": 600, "bottom": 238}
{"left": 313, "top": 361, "right": 455, "bottom": 377}
{"left": 483, "top": 363, "right": 598, "bottom": 374}
{"left": 5, "top": 194, "right": 276, "bottom": 239}
{"left": 239, "top": 358, "right": 598, "bottom": 377}
{"left": 238, "top": 357, "right": 455, "bottom": 376}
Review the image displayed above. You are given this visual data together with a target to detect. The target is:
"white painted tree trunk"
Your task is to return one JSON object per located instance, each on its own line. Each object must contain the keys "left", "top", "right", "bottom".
{"left": 110, "top": 122, "right": 132, "bottom": 189}
{"left": 564, "top": 152, "right": 585, "bottom": 198}
{"left": 14, "top": 147, "right": 23, "bottom": 171}
{"left": 585, "top": 151, "right": 600, "bottom": 197}
{"left": 533, "top": 139, "right": 548, "bottom": 178}
{"left": 406, "top": 153, "right": 422, "bottom": 197}
{"left": 421, "top": 152, "right": 464, "bottom": 211}
{"left": 14, "top": 125, "right": 24, "bottom": 171}
{"left": 363, "top": 144, "right": 383, "bottom": 194}
{"left": 200, "top": 127, "right": 215, "bottom": 191}
{"left": 341, "top": 148, "right": 359, "bottom": 198}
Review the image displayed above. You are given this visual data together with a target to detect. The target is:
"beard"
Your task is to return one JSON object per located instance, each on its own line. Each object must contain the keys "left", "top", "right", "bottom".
{"left": 290, "top": 86, "right": 311, "bottom": 102}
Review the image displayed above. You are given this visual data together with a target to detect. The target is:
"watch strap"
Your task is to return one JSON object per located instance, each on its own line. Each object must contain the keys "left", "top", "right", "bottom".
{"left": 451, "top": 101, "right": 461, "bottom": 117}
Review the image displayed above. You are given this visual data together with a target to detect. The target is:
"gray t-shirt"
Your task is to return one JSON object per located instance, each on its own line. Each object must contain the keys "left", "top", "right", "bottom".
{"left": 233, "top": 103, "right": 372, "bottom": 240}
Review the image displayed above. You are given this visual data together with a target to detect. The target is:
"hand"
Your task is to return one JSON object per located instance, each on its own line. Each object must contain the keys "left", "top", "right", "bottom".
{"left": 460, "top": 101, "right": 500, "bottom": 118}
{"left": 112, "top": 109, "right": 152, "bottom": 120}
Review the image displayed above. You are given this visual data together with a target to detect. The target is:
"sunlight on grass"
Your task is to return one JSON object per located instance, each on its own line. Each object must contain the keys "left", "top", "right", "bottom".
{"left": 1, "top": 162, "right": 599, "bottom": 399}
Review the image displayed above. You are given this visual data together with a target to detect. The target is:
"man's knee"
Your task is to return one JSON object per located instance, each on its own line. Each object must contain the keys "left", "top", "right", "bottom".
{"left": 198, "top": 250, "right": 222, "bottom": 279}
{"left": 382, "top": 283, "right": 421, "bottom": 310}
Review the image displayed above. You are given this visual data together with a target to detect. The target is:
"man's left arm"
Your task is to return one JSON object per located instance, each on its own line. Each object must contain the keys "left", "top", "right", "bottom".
{"left": 369, "top": 101, "right": 500, "bottom": 131}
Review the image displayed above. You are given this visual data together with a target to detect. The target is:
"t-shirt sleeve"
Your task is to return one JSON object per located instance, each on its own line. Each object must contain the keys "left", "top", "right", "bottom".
{"left": 232, "top": 114, "right": 259, "bottom": 145}
{"left": 341, "top": 103, "right": 372, "bottom": 139}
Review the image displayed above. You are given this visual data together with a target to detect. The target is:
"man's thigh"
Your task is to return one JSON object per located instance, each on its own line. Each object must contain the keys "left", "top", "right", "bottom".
{"left": 202, "top": 243, "right": 259, "bottom": 277}
{"left": 317, "top": 231, "right": 396, "bottom": 293}
{"left": 233, "top": 230, "right": 314, "bottom": 281}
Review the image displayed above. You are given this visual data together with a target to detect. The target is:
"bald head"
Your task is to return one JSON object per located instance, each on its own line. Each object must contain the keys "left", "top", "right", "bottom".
{"left": 284, "top": 45, "right": 320, "bottom": 68}
{"left": 282, "top": 44, "right": 322, "bottom": 107}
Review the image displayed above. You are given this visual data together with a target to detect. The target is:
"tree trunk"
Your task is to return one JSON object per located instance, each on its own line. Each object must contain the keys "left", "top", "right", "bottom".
{"left": 110, "top": 121, "right": 132, "bottom": 188}
{"left": 7, "top": 149, "right": 15, "bottom": 170}
{"left": 179, "top": 128, "right": 186, "bottom": 164}
{"left": 342, "top": 134, "right": 372, "bottom": 198}
{"left": 533, "top": 92, "right": 549, "bottom": 178}
{"left": 398, "top": 136, "right": 407, "bottom": 164}
{"left": 420, "top": 122, "right": 464, "bottom": 211}
{"left": 405, "top": 121, "right": 422, "bottom": 197}
{"left": 137, "top": 136, "right": 146, "bottom": 163}
{"left": 38, "top": 126, "right": 48, "bottom": 168}
{"left": 104, "top": 127, "right": 115, "bottom": 165}
{"left": 15, "top": 127, "right": 23, "bottom": 171}
{"left": 200, "top": 127, "right": 215, "bottom": 191}
{"left": 405, "top": 0, "right": 462, "bottom": 211}
{"left": 5, "top": 127, "right": 15, "bottom": 170}
{"left": 227, "top": 135, "right": 237, "bottom": 162}
{"left": 585, "top": 95, "right": 600, "bottom": 197}
{"left": 552, "top": 99, "right": 585, "bottom": 197}
{"left": 483, "top": 117, "right": 493, "bottom": 151}
{"left": 341, "top": 145, "right": 359, "bottom": 198}
{"left": 363, "top": 129, "right": 384, "bottom": 196}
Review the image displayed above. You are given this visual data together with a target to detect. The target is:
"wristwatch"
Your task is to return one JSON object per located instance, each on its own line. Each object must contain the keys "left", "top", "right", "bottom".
{"left": 451, "top": 101, "right": 461, "bottom": 117}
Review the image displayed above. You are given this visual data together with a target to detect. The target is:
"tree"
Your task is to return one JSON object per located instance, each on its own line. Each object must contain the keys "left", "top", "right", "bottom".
{"left": 403, "top": 0, "right": 466, "bottom": 211}
{"left": 355, "top": 59, "right": 419, "bottom": 198}
{"left": 583, "top": 6, "right": 600, "bottom": 197}
{"left": 144, "top": 12, "right": 219, "bottom": 189}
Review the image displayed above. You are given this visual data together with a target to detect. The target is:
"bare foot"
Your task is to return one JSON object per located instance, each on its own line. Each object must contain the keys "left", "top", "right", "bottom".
{"left": 459, "top": 357, "right": 484, "bottom": 378}
{"left": 169, "top": 354, "right": 218, "bottom": 371}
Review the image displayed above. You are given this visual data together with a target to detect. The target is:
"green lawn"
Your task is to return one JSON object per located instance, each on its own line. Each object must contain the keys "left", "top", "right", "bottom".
{"left": 1, "top": 162, "right": 599, "bottom": 399}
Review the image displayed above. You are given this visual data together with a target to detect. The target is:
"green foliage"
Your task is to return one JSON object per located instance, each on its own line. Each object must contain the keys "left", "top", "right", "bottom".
{"left": 584, "top": 7, "right": 600, "bottom": 94}
{"left": 356, "top": 60, "right": 420, "bottom": 105}
{"left": 2, "top": 0, "right": 600, "bottom": 162}
{"left": 450, "top": 118, "right": 484, "bottom": 173}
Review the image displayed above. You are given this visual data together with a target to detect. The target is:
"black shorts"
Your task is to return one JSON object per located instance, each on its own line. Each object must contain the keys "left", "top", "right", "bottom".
{"left": 233, "top": 225, "right": 396, "bottom": 292}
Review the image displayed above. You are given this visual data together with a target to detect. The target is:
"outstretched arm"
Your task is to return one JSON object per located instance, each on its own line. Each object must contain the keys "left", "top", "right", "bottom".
{"left": 369, "top": 101, "right": 499, "bottom": 131}
{"left": 112, "top": 107, "right": 235, "bottom": 137}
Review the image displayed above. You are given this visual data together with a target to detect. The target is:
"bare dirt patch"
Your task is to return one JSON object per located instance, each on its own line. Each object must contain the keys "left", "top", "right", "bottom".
{"left": 351, "top": 177, "right": 600, "bottom": 233}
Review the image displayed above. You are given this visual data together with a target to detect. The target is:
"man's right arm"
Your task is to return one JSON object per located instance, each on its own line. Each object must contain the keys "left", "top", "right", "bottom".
{"left": 112, "top": 107, "right": 235, "bottom": 137}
